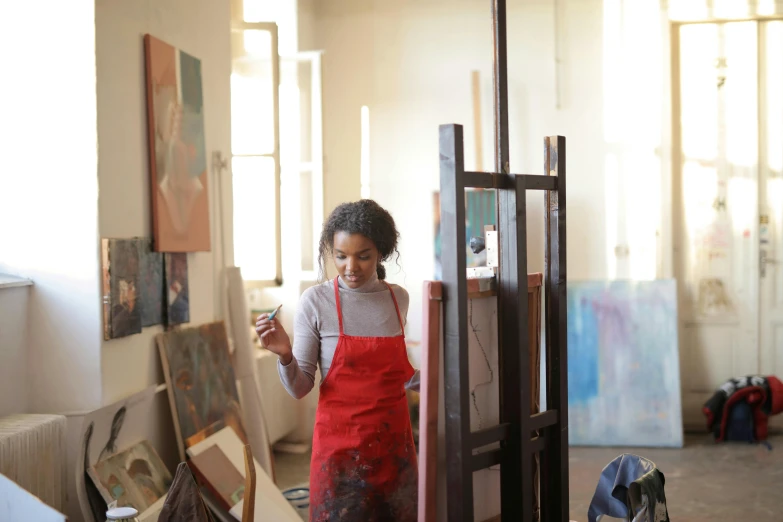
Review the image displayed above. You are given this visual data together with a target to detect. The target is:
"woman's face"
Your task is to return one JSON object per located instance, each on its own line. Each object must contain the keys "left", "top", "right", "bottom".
{"left": 333, "top": 231, "right": 380, "bottom": 289}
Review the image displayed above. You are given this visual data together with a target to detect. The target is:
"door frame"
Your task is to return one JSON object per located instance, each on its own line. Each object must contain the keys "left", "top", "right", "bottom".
{"left": 670, "top": 16, "right": 783, "bottom": 430}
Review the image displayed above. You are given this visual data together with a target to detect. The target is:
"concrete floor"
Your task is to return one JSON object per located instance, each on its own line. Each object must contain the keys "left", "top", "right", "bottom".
{"left": 272, "top": 435, "right": 783, "bottom": 521}
{"left": 569, "top": 434, "right": 783, "bottom": 522}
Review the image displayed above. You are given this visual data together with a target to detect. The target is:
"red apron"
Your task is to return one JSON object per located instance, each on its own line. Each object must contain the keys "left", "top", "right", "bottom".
{"left": 309, "top": 278, "right": 418, "bottom": 522}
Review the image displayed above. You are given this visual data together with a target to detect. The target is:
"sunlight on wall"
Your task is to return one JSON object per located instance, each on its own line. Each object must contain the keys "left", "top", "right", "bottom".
{"left": 602, "top": 0, "right": 662, "bottom": 281}
{"left": 360, "top": 106, "right": 371, "bottom": 199}
{"left": 766, "top": 22, "right": 783, "bottom": 174}
{"left": 1, "top": 3, "right": 98, "bottom": 280}
{"left": 605, "top": 153, "right": 619, "bottom": 280}
{"left": 725, "top": 22, "right": 758, "bottom": 169}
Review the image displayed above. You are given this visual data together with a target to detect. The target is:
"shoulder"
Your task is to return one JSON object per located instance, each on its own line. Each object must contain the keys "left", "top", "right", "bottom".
{"left": 298, "top": 281, "right": 336, "bottom": 312}
{"left": 386, "top": 283, "right": 409, "bottom": 310}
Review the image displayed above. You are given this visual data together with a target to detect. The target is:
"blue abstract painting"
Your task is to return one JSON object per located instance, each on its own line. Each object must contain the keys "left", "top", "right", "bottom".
{"left": 567, "top": 280, "right": 684, "bottom": 447}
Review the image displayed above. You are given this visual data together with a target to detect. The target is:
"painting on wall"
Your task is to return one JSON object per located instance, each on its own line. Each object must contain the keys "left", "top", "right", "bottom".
{"left": 102, "top": 238, "right": 142, "bottom": 340}
{"left": 139, "top": 239, "right": 165, "bottom": 327}
{"left": 144, "top": 34, "right": 211, "bottom": 253}
{"left": 88, "top": 440, "right": 172, "bottom": 513}
{"left": 567, "top": 279, "right": 684, "bottom": 447}
{"left": 433, "top": 189, "right": 496, "bottom": 280}
{"left": 165, "top": 253, "right": 189, "bottom": 325}
{"left": 157, "top": 322, "right": 248, "bottom": 460}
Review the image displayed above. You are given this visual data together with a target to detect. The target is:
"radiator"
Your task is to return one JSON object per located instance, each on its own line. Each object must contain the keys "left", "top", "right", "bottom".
{"left": 0, "top": 414, "right": 67, "bottom": 511}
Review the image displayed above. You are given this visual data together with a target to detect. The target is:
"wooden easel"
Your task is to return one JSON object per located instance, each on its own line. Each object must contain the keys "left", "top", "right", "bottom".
{"left": 437, "top": 0, "right": 569, "bottom": 521}
{"left": 242, "top": 445, "right": 256, "bottom": 522}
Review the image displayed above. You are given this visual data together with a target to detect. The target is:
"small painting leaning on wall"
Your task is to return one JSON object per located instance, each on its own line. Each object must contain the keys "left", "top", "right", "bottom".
{"left": 88, "top": 440, "right": 172, "bottom": 514}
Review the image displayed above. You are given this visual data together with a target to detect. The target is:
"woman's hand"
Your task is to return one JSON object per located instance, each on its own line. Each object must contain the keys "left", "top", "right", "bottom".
{"left": 255, "top": 313, "right": 293, "bottom": 365}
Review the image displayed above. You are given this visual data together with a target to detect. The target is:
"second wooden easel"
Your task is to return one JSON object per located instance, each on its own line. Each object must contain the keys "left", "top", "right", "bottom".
{"left": 437, "top": 0, "right": 570, "bottom": 521}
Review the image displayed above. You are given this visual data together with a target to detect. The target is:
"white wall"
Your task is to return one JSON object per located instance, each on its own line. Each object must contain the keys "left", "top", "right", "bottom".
{"left": 0, "top": 2, "right": 103, "bottom": 413}
{"left": 0, "top": 286, "right": 30, "bottom": 416}
{"left": 96, "top": 0, "right": 233, "bottom": 405}
{"left": 310, "top": 0, "right": 667, "bottom": 344}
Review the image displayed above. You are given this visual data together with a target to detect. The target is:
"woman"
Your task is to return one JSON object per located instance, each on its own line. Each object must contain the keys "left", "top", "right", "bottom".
{"left": 255, "top": 199, "right": 419, "bottom": 522}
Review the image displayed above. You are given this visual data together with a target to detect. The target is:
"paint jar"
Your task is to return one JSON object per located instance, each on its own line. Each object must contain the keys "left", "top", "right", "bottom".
{"left": 282, "top": 487, "right": 310, "bottom": 519}
{"left": 106, "top": 506, "right": 139, "bottom": 522}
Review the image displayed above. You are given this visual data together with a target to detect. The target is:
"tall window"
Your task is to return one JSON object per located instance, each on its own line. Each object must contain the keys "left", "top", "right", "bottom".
{"left": 231, "top": 0, "right": 324, "bottom": 284}
{"left": 230, "top": 20, "right": 282, "bottom": 284}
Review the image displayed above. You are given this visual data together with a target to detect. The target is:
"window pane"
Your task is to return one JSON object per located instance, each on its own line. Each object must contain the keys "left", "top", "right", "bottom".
{"left": 233, "top": 156, "right": 277, "bottom": 280}
{"left": 231, "top": 29, "right": 274, "bottom": 155}
{"left": 679, "top": 23, "right": 718, "bottom": 161}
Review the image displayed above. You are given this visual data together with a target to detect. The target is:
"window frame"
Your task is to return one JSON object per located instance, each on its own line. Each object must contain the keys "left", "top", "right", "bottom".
{"left": 230, "top": 20, "right": 283, "bottom": 287}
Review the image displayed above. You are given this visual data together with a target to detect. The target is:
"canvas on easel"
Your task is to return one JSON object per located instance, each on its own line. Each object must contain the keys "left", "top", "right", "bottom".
{"left": 144, "top": 34, "right": 211, "bottom": 253}
{"left": 157, "top": 322, "right": 249, "bottom": 461}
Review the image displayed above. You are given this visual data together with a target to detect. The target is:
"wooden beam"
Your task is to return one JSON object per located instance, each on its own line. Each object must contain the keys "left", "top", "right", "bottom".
{"left": 472, "top": 70, "right": 484, "bottom": 170}
{"left": 541, "top": 135, "right": 569, "bottom": 522}
{"left": 242, "top": 445, "right": 256, "bottom": 522}
{"left": 419, "top": 281, "right": 443, "bottom": 522}
{"left": 439, "top": 124, "right": 473, "bottom": 520}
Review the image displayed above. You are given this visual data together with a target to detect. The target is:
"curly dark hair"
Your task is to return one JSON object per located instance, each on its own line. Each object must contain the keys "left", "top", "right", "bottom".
{"left": 318, "top": 199, "right": 400, "bottom": 281}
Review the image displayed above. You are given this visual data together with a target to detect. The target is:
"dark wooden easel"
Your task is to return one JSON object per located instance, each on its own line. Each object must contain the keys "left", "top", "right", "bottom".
{"left": 438, "top": 1, "right": 569, "bottom": 521}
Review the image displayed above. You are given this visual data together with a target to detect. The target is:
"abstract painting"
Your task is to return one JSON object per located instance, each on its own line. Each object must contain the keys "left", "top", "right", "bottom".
{"left": 567, "top": 279, "right": 684, "bottom": 447}
{"left": 101, "top": 238, "right": 142, "bottom": 340}
{"left": 144, "top": 34, "right": 211, "bottom": 253}
{"left": 88, "top": 440, "right": 172, "bottom": 513}
{"left": 165, "top": 252, "right": 189, "bottom": 326}
{"left": 139, "top": 239, "right": 165, "bottom": 327}
{"left": 157, "top": 322, "right": 248, "bottom": 460}
{"left": 433, "top": 189, "right": 496, "bottom": 280}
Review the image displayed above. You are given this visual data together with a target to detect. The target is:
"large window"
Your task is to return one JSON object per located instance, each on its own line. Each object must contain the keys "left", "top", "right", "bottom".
{"left": 231, "top": 1, "right": 324, "bottom": 285}
{"left": 231, "top": 21, "right": 281, "bottom": 284}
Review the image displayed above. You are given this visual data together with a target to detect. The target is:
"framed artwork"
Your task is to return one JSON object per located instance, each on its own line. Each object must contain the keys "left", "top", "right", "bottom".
{"left": 87, "top": 440, "right": 172, "bottom": 513}
{"left": 144, "top": 34, "right": 211, "bottom": 252}
{"left": 164, "top": 253, "right": 189, "bottom": 326}
{"left": 101, "top": 238, "right": 142, "bottom": 340}
{"left": 157, "top": 322, "right": 249, "bottom": 460}
{"left": 138, "top": 239, "right": 165, "bottom": 327}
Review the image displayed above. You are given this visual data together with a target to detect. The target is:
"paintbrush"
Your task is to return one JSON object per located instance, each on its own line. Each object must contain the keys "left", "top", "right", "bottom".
{"left": 268, "top": 304, "right": 283, "bottom": 321}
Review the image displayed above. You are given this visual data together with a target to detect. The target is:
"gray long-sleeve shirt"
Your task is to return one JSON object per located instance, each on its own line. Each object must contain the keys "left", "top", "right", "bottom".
{"left": 277, "top": 273, "right": 420, "bottom": 399}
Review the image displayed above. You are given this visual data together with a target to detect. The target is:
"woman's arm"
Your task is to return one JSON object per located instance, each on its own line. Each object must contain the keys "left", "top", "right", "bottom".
{"left": 394, "top": 285, "right": 420, "bottom": 392}
{"left": 277, "top": 294, "right": 320, "bottom": 399}
{"left": 405, "top": 370, "right": 420, "bottom": 392}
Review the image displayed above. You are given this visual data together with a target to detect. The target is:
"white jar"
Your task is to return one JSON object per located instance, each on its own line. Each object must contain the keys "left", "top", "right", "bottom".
{"left": 106, "top": 506, "right": 139, "bottom": 522}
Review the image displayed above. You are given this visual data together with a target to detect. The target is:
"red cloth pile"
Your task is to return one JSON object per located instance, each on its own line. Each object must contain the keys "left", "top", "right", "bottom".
{"left": 703, "top": 375, "right": 783, "bottom": 442}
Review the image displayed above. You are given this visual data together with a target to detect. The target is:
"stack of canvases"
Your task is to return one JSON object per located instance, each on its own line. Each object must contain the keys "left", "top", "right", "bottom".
{"left": 75, "top": 321, "right": 299, "bottom": 522}
{"left": 157, "top": 322, "right": 300, "bottom": 521}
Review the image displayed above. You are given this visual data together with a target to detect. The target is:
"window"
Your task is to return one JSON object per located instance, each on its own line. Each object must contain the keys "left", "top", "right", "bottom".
{"left": 231, "top": 0, "right": 324, "bottom": 284}
{"left": 230, "top": 21, "right": 282, "bottom": 284}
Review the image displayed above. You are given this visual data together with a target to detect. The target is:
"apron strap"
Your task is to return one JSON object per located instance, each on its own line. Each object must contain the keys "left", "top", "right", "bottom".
{"left": 333, "top": 277, "right": 345, "bottom": 335}
{"left": 383, "top": 282, "right": 406, "bottom": 338}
